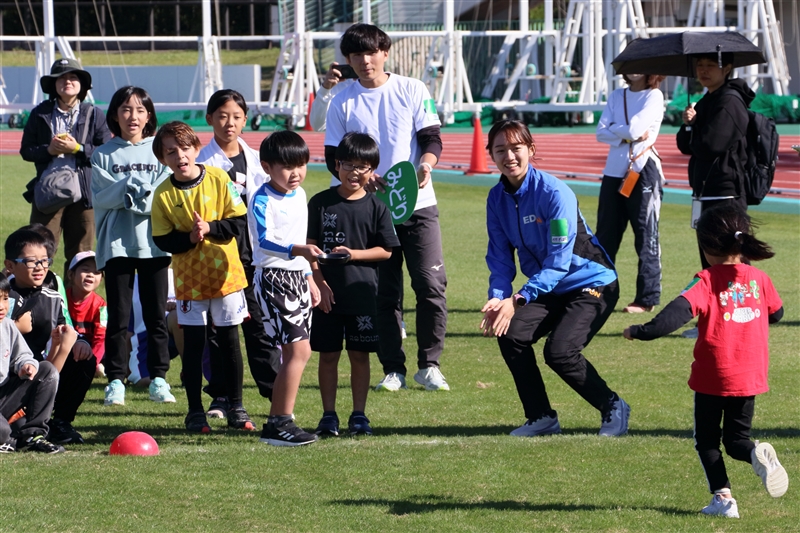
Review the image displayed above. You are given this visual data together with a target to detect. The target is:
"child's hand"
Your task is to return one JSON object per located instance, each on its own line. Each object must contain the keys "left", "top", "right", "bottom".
{"left": 165, "top": 300, "right": 177, "bottom": 312}
{"left": 18, "top": 363, "right": 37, "bottom": 380}
{"left": 72, "top": 340, "right": 94, "bottom": 361}
{"left": 15, "top": 311, "right": 33, "bottom": 334}
{"left": 622, "top": 327, "right": 634, "bottom": 340}
{"left": 316, "top": 280, "right": 335, "bottom": 313}
{"left": 306, "top": 275, "right": 321, "bottom": 307}
{"left": 291, "top": 244, "right": 324, "bottom": 262}
{"left": 330, "top": 245, "right": 353, "bottom": 259}
{"left": 51, "top": 325, "right": 64, "bottom": 344}
{"left": 190, "top": 211, "right": 210, "bottom": 243}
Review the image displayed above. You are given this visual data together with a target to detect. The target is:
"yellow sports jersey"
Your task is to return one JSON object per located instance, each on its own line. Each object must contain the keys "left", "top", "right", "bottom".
{"left": 151, "top": 165, "right": 247, "bottom": 301}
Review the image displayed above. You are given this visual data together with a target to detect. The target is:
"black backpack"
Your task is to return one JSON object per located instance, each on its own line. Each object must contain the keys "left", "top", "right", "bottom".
{"left": 742, "top": 110, "right": 779, "bottom": 205}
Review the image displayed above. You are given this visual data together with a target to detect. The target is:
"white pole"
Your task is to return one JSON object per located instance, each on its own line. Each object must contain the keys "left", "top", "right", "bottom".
{"left": 295, "top": 0, "right": 306, "bottom": 126}
{"left": 202, "top": 0, "right": 212, "bottom": 39}
{"left": 362, "top": 0, "right": 372, "bottom": 24}
{"left": 519, "top": 0, "right": 529, "bottom": 32}
{"left": 544, "top": 0, "right": 553, "bottom": 97}
{"left": 443, "top": 0, "right": 454, "bottom": 122}
{"left": 42, "top": 0, "right": 55, "bottom": 69}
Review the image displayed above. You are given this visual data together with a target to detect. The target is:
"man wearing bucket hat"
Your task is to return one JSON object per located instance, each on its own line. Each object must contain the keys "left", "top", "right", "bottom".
{"left": 20, "top": 58, "right": 111, "bottom": 277}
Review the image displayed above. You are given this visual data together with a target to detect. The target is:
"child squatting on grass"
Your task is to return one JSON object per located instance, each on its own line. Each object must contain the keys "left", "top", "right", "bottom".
{"left": 0, "top": 272, "right": 63, "bottom": 454}
{"left": 4, "top": 228, "right": 89, "bottom": 447}
{"left": 624, "top": 204, "right": 788, "bottom": 518}
{"left": 46, "top": 250, "right": 107, "bottom": 445}
{"left": 150, "top": 121, "right": 254, "bottom": 434}
{"left": 307, "top": 133, "right": 400, "bottom": 437}
{"left": 248, "top": 130, "right": 323, "bottom": 447}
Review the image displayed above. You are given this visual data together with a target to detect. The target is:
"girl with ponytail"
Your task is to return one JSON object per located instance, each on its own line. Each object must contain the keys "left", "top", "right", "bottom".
{"left": 623, "top": 203, "right": 787, "bottom": 518}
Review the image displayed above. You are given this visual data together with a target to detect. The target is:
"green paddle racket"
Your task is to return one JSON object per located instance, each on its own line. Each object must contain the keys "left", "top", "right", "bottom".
{"left": 375, "top": 160, "right": 419, "bottom": 225}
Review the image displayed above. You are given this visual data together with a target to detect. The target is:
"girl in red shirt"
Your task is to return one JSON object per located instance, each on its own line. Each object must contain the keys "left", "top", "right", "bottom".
{"left": 623, "top": 204, "right": 787, "bottom": 518}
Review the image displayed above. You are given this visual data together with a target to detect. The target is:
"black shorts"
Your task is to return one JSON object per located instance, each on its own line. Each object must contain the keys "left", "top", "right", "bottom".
{"left": 310, "top": 308, "right": 379, "bottom": 353}
{"left": 254, "top": 268, "right": 312, "bottom": 346}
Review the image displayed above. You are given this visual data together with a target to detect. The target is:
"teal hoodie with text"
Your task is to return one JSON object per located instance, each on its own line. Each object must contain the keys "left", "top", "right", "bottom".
{"left": 91, "top": 136, "right": 172, "bottom": 269}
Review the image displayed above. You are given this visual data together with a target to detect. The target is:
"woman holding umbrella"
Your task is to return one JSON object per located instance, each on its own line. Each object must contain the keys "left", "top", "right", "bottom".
{"left": 596, "top": 73, "right": 666, "bottom": 314}
{"left": 677, "top": 52, "right": 754, "bottom": 270}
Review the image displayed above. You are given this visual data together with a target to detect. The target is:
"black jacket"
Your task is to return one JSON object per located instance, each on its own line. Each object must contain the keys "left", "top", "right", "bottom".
{"left": 20, "top": 99, "right": 112, "bottom": 209}
{"left": 676, "top": 78, "right": 754, "bottom": 199}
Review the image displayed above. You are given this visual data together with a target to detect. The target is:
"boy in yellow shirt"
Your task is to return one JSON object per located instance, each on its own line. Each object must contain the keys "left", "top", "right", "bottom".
{"left": 150, "top": 121, "right": 253, "bottom": 434}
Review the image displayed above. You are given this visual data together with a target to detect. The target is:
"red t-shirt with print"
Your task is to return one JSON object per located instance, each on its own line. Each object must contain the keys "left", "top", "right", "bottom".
{"left": 680, "top": 264, "right": 782, "bottom": 396}
{"left": 66, "top": 288, "right": 107, "bottom": 361}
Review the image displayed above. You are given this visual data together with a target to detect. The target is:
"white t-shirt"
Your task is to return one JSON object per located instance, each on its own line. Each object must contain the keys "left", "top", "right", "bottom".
{"left": 596, "top": 87, "right": 664, "bottom": 177}
{"left": 247, "top": 182, "right": 311, "bottom": 273}
{"left": 324, "top": 73, "right": 441, "bottom": 211}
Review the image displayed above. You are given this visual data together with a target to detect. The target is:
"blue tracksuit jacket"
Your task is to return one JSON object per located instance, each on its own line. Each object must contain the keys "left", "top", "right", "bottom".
{"left": 486, "top": 165, "right": 617, "bottom": 302}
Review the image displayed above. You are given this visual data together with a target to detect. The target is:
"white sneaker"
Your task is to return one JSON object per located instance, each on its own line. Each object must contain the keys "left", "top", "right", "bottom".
{"left": 375, "top": 372, "right": 407, "bottom": 391}
{"left": 681, "top": 327, "right": 699, "bottom": 338}
{"left": 700, "top": 494, "right": 739, "bottom": 518}
{"left": 751, "top": 441, "right": 789, "bottom": 498}
{"left": 413, "top": 367, "right": 450, "bottom": 391}
{"left": 599, "top": 396, "right": 630, "bottom": 437}
{"left": 510, "top": 414, "right": 561, "bottom": 437}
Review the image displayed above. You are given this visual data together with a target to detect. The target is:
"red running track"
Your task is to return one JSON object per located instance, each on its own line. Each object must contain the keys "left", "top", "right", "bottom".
{"left": 2, "top": 130, "right": 798, "bottom": 196}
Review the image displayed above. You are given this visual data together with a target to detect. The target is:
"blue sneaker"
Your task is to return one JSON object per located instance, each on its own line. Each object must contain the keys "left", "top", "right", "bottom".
{"left": 315, "top": 412, "right": 340, "bottom": 437}
{"left": 348, "top": 413, "right": 373, "bottom": 436}
{"left": 149, "top": 377, "right": 176, "bottom": 403}
{"left": 104, "top": 379, "right": 125, "bottom": 406}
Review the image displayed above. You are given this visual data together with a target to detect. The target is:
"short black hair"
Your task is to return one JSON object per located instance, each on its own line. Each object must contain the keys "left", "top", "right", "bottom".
{"left": 107, "top": 86, "right": 159, "bottom": 138}
{"left": 259, "top": 130, "right": 309, "bottom": 167}
{"left": 0, "top": 271, "right": 9, "bottom": 294}
{"left": 21, "top": 223, "right": 56, "bottom": 258}
{"left": 4, "top": 229, "right": 48, "bottom": 261}
{"left": 340, "top": 24, "right": 392, "bottom": 57}
{"left": 335, "top": 132, "right": 380, "bottom": 169}
{"left": 206, "top": 89, "right": 248, "bottom": 117}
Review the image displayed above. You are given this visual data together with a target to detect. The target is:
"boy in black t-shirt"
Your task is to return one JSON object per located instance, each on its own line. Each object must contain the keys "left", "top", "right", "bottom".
{"left": 307, "top": 133, "right": 400, "bottom": 436}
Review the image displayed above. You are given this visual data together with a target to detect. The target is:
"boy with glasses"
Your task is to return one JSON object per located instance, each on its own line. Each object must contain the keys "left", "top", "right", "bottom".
{"left": 308, "top": 133, "right": 399, "bottom": 436}
{"left": 3, "top": 228, "right": 79, "bottom": 450}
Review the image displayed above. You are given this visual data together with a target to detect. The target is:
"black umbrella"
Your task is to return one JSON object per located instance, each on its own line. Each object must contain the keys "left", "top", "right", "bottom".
{"left": 612, "top": 31, "right": 766, "bottom": 77}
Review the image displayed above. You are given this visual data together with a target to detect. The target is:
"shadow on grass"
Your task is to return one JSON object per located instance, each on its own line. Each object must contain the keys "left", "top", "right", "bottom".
{"left": 329, "top": 494, "right": 696, "bottom": 516}
{"left": 79, "top": 424, "right": 263, "bottom": 447}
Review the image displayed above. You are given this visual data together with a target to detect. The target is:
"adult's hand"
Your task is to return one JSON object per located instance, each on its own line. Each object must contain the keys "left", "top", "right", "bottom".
{"left": 479, "top": 297, "right": 515, "bottom": 337}
{"left": 323, "top": 64, "right": 344, "bottom": 90}
{"left": 682, "top": 105, "right": 696, "bottom": 126}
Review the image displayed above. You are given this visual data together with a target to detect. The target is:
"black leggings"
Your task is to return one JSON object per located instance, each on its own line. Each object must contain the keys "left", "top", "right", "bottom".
{"left": 694, "top": 392, "right": 756, "bottom": 493}
{"left": 183, "top": 324, "right": 243, "bottom": 412}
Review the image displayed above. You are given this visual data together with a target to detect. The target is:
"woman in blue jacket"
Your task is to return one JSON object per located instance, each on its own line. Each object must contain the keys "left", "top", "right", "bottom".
{"left": 480, "top": 120, "right": 629, "bottom": 437}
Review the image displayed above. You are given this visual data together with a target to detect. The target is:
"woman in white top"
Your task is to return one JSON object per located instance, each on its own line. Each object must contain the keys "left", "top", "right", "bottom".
{"left": 595, "top": 74, "right": 665, "bottom": 314}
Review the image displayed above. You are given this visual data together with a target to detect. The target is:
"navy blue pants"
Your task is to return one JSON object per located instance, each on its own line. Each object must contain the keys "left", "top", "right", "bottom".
{"left": 596, "top": 158, "right": 662, "bottom": 307}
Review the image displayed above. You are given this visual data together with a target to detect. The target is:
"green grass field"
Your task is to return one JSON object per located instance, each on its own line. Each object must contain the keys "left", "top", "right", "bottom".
{"left": 0, "top": 154, "right": 798, "bottom": 532}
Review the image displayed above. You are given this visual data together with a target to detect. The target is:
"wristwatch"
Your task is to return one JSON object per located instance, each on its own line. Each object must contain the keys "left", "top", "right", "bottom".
{"left": 513, "top": 293, "right": 527, "bottom": 307}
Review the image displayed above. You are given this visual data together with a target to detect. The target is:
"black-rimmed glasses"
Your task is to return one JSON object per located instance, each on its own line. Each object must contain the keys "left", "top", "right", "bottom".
{"left": 14, "top": 258, "right": 54, "bottom": 269}
{"left": 339, "top": 161, "right": 372, "bottom": 174}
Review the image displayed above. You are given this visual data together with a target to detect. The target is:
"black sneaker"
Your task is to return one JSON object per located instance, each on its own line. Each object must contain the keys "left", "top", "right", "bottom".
{"left": 227, "top": 406, "right": 256, "bottom": 431}
{"left": 19, "top": 435, "right": 65, "bottom": 454}
{"left": 207, "top": 397, "right": 229, "bottom": 419}
{"left": 48, "top": 418, "right": 84, "bottom": 444}
{"left": 185, "top": 410, "right": 212, "bottom": 434}
{"left": 259, "top": 419, "right": 317, "bottom": 447}
{"left": 0, "top": 439, "right": 16, "bottom": 453}
{"left": 348, "top": 413, "right": 373, "bottom": 436}
{"left": 315, "top": 412, "right": 340, "bottom": 437}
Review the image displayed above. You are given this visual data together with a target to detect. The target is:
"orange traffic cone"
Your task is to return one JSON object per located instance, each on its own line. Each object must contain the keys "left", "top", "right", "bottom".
{"left": 303, "top": 91, "right": 315, "bottom": 131}
{"left": 465, "top": 115, "right": 491, "bottom": 174}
